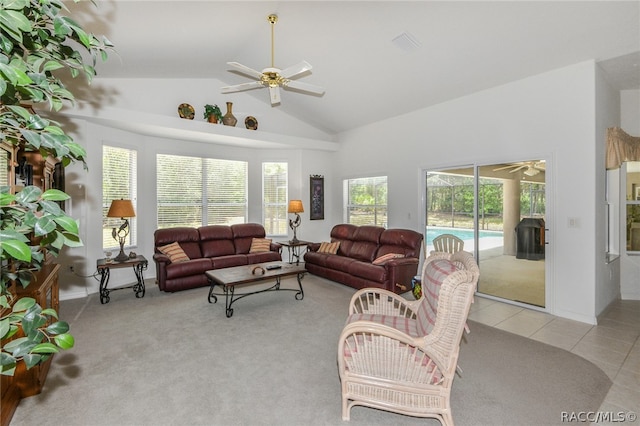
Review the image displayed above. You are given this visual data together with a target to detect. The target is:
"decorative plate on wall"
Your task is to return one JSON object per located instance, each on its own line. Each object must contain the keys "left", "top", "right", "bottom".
{"left": 245, "top": 116, "right": 258, "bottom": 130}
{"left": 178, "top": 103, "right": 195, "bottom": 120}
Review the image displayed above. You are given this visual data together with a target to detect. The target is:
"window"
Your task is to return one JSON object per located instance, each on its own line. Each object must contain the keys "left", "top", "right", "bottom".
{"left": 344, "top": 176, "right": 387, "bottom": 227}
{"left": 625, "top": 161, "right": 640, "bottom": 252}
{"left": 103, "top": 145, "right": 137, "bottom": 250}
{"left": 157, "top": 154, "right": 247, "bottom": 228}
{"left": 263, "top": 162, "right": 288, "bottom": 235}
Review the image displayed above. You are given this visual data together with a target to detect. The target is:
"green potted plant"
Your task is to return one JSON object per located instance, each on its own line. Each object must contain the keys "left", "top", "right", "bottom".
{"left": 203, "top": 104, "right": 223, "bottom": 124}
{"left": 1, "top": 0, "right": 113, "bottom": 376}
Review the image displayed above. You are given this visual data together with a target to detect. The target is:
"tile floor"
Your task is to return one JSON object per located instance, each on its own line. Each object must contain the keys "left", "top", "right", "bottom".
{"left": 469, "top": 296, "right": 640, "bottom": 418}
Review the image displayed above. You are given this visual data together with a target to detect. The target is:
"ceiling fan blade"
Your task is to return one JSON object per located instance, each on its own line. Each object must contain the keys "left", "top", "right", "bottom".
{"left": 280, "top": 60, "right": 313, "bottom": 79}
{"left": 269, "top": 86, "right": 281, "bottom": 105}
{"left": 221, "top": 81, "right": 263, "bottom": 93}
{"left": 284, "top": 80, "right": 325, "bottom": 95}
{"left": 493, "top": 164, "right": 518, "bottom": 171}
{"left": 227, "top": 62, "right": 264, "bottom": 79}
{"left": 509, "top": 165, "right": 528, "bottom": 173}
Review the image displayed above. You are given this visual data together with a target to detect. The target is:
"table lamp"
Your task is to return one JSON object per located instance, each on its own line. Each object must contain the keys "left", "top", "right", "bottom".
{"left": 288, "top": 199, "right": 304, "bottom": 243}
{"left": 107, "top": 199, "right": 136, "bottom": 261}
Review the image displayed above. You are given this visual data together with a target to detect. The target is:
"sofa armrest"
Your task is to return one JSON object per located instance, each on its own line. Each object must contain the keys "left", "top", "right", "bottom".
{"left": 384, "top": 257, "right": 420, "bottom": 293}
{"left": 307, "top": 242, "right": 321, "bottom": 252}
{"left": 270, "top": 242, "right": 283, "bottom": 254}
{"left": 153, "top": 252, "right": 170, "bottom": 264}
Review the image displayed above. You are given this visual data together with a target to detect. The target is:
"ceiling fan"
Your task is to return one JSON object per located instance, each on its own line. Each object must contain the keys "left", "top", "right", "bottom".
{"left": 493, "top": 161, "right": 546, "bottom": 177}
{"left": 221, "top": 14, "right": 325, "bottom": 106}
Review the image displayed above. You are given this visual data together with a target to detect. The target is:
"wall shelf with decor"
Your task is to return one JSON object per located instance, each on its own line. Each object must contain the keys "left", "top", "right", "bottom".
{"left": 58, "top": 107, "right": 339, "bottom": 152}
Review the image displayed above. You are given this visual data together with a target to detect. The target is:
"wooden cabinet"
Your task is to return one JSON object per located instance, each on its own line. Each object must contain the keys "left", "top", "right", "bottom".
{"left": 1, "top": 264, "right": 60, "bottom": 426}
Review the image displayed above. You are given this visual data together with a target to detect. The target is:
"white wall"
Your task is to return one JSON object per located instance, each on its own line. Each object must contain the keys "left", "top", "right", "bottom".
{"left": 334, "top": 61, "right": 601, "bottom": 323}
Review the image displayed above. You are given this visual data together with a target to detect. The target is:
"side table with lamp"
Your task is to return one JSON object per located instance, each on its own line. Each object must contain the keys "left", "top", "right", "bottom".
{"left": 98, "top": 199, "right": 147, "bottom": 304}
{"left": 280, "top": 200, "right": 312, "bottom": 265}
{"left": 107, "top": 199, "right": 136, "bottom": 262}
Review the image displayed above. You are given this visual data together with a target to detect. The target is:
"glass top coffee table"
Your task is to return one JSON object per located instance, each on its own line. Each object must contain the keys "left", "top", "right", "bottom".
{"left": 206, "top": 261, "right": 306, "bottom": 317}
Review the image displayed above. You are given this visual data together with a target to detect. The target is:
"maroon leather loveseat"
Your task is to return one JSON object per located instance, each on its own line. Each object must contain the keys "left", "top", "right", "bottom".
{"left": 303, "top": 224, "right": 423, "bottom": 294}
{"left": 153, "top": 223, "right": 281, "bottom": 292}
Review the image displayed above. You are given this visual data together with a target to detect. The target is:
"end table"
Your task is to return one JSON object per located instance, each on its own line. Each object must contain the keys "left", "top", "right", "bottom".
{"left": 277, "top": 240, "right": 313, "bottom": 265}
{"left": 96, "top": 255, "right": 148, "bottom": 304}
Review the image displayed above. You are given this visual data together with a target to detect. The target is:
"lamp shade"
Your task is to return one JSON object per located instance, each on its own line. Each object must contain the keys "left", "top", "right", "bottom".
{"left": 287, "top": 200, "right": 304, "bottom": 214}
{"left": 107, "top": 199, "right": 136, "bottom": 218}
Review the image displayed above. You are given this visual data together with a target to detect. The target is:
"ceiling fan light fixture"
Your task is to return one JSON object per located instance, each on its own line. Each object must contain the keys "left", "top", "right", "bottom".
{"left": 220, "top": 14, "right": 325, "bottom": 106}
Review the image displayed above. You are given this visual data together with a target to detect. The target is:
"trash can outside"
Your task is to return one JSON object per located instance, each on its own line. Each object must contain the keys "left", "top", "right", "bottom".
{"left": 515, "top": 218, "right": 545, "bottom": 260}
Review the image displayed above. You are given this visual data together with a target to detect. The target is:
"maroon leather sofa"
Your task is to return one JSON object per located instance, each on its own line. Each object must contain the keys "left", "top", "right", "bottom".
{"left": 153, "top": 223, "right": 281, "bottom": 292}
{"left": 303, "top": 224, "right": 423, "bottom": 294}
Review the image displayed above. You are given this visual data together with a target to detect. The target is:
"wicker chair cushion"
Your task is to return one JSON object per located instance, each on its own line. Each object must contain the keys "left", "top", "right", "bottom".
{"left": 346, "top": 313, "right": 418, "bottom": 336}
{"left": 416, "top": 259, "right": 459, "bottom": 335}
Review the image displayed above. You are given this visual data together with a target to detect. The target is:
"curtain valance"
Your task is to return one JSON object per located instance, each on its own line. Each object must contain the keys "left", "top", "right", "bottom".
{"left": 606, "top": 127, "right": 640, "bottom": 170}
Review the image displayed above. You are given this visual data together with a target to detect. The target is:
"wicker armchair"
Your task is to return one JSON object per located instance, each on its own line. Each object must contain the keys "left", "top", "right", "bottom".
{"left": 431, "top": 233, "right": 464, "bottom": 254}
{"left": 337, "top": 251, "right": 479, "bottom": 425}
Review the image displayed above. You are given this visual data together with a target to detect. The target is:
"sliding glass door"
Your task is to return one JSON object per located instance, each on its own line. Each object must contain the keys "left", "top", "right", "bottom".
{"left": 425, "top": 160, "right": 547, "bottom": 308}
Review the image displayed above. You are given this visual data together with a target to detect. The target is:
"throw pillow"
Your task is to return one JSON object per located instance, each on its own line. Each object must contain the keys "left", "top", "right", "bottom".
{"left": 158, "top": 242, "right": 190, "bottom": 263}
{"left": 318, "top": 241, "right": 340, "bottom": 254}
{"left": 249, "top": 238, "right": 272, "bottom": 253}
{"left": 372, "top": 253, "right": 404, "bottom": 265}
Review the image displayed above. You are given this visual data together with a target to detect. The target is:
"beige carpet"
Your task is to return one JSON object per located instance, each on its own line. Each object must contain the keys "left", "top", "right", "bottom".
{"left": 10, "top": 274, "right": 609, "bottom": 426}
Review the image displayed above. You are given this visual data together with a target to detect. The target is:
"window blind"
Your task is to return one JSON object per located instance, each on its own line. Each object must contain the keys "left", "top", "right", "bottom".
{"left": 157, "top": 154, "right": 247, "bottom": 228}
{"left": 263, "top": 162, "right": 288, "bottom": 235}
{"left": 103, "top": 145, "right": 137, "bottom": 250}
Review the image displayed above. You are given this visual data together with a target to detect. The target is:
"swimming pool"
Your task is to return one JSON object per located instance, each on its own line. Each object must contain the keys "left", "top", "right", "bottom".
{"left": 426, "top": 227, "right": 503, "bottom": 251}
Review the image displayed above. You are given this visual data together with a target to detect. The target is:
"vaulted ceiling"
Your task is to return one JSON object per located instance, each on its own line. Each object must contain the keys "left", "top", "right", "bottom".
{"left": 68, "top": 1, "right": 640, "bottom": 135}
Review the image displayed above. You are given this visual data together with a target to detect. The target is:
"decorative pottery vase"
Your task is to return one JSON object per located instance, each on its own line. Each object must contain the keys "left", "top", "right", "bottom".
{"left": 222, "top": 102, "right": 237, "bottom": 127}
{"left": 207, "top": 115, "right": 218, "bottom": 124}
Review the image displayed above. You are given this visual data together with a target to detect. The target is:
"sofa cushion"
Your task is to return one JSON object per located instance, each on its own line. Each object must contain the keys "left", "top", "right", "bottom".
{"left": 199, "top": 225, "right": 235, "bottom": 258}
{"left": 348, "top": 261, "right": 387, "bottom": 282}
{"left": 377, "top": 228, "right": 424, "bottom": 258}
{"left": 330, "top": 224, "right": 358, "bottom": 256}
{"left": 232, "top": 223, "right": 267, "bottom": 254}
{"left": 154, "top": 227, "right": 202, "bottom": 259}
{"left": 325, "top": 254, "right": 356, "bottom": 271}
{"left": 210, "top": 255, "right": 249, "bottom": 269}
{"left": 166, "top": 258, "right": 212, "bottom": 279}
{"left": 249, "top": 238, "right": 272, "bottom": 253}
{"left": 247, "top": 251, "right": 281, "bottom": 264}
{"left": 346, "top": 226, "right": 384, "bottom": 262}
{"left": 416, "top": 259, "right": 459, "bottom": 335}
{"left": 158, "top": 242, "right": 190, "bottom": 263}
{"left": 318, "top": 241, "right": 340, "bottom": 254}
{"left": 372, "top": 252, "right": 404, "bottom": 265}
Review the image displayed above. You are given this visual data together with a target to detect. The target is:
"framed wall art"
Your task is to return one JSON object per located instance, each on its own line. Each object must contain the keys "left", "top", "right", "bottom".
{"left": 310, "top": 175, "right": 324, "bottom": 220}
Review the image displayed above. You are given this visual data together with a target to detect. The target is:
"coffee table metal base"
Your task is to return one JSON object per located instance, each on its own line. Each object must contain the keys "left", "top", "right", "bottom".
{"left": 207, "top": 265, "right": 305, "bottom": 318}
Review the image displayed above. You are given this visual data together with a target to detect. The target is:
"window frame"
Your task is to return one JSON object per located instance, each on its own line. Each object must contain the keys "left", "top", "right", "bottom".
{"left": 102, "top": 145, "right": 138, "bottom": 251}
{"left": 343, "top": 175, "right": 388, "bottom": 227}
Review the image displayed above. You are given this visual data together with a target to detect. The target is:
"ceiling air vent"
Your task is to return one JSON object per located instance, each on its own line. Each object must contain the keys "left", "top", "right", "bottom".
{"left": 391, "top": 32, "right": 421, "bottom": 52}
